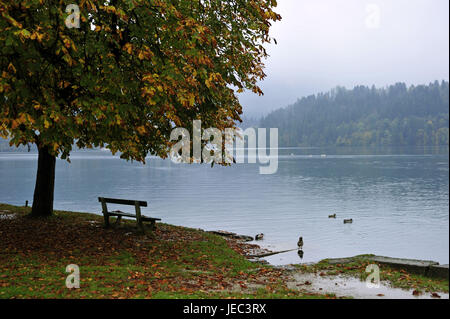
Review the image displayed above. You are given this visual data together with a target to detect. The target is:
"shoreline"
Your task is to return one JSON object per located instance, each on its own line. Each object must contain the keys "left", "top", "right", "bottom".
{"left": 226, "top": 235, "right": 449, "bottom": 299}
{"left": 1, "top": 204, "right": 448, "bottom": 299}
{"left": 211, "top": 229, "right": 449, "bottom": 280}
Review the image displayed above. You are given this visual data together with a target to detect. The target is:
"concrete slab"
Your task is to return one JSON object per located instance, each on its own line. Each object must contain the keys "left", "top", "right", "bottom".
{"left": 370, "top": 256, "right": 438, "bottom": 276}
{"left": 429, "top": 264, "right": 449, "bottom": 280}
{"left": 323, "top": 255, "right": 448, "bottom": 279}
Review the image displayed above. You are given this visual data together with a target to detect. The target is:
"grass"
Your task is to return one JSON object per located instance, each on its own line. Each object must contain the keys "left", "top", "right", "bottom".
{"left": 2, "top": 203, "right": 446, "bottom": 299}
{"left": 0, "top": 203, "right": 329, "bottom": 299}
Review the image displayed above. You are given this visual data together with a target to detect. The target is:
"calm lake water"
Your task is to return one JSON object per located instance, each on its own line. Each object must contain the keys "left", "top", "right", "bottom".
{"left": 0, "top": 147, "right": 448, "bottom": 265}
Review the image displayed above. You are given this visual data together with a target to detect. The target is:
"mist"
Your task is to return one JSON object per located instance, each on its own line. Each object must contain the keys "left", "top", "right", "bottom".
{"left": 239, "top": 0, "right": 450, "bottom": 118}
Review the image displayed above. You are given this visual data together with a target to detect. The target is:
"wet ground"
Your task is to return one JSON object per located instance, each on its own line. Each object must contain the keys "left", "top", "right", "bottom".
{"left": 227, "top": 236, "right": 449, "bottom": 299}
{"left": 284, "top": 271, "right": 449, "bottom": 299}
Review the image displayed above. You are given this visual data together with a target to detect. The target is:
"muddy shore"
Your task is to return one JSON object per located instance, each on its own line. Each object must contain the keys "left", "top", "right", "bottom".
{"left": 216, "top": 230, "right": 449, "bottom": 299}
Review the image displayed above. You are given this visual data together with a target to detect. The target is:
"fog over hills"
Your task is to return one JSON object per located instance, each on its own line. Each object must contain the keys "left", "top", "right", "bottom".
{"left": 239, "top": 0, "right": 449, "bottom": 117}
{"left": 260, "top": 81, "right": 449, "bottom": 147}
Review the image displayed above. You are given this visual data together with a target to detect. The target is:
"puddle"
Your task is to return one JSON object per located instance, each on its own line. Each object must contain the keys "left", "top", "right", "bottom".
{"left": 287, "top": 272, "right": 449, "bottom": 299}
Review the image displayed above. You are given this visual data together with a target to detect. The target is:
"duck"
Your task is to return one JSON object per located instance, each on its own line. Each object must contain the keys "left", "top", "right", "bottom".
{"left": 297, "top": 236, "right": 303, "bottom": 249}
{"left": 255, "top": 233, "right": 264, "bottom": 241}
{"left": 328, "top": 214, "right": 337, "bottom": 218}
{"left": 297, "top": 249, "right": 304, "bottom": 259}
{"left": 343, "top": 219, "right": 353, "bottom": 224}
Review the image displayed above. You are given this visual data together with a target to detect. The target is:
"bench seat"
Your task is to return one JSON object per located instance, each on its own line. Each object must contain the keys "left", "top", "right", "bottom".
{"left": 99, "top": 197, "right": 160, "bottom": 231}
{"left": 109, "top": 210, "right": 161, "bottom": 222}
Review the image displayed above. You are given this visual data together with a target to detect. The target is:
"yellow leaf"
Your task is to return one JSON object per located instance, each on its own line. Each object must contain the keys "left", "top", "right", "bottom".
{"left": 137, "top": 126, "right": 146, "bottom": 135}
{"left": 36, "top": 33, "right": 44, "bottom": 42}
{"left": 123, "top": 43, "right": 133, "bottom": 55}
{"left": 44, "top": 119, "right": 50, "bottom": 129}
{"left": 188, "top": 93, "right": 195, "bottom": 106}
{"left": 17, "top": 113, "right": 27, "bottom": 124}
{"left": 7, "top": 63, "right": 16, "bottom": 74}
{"left": 11, "top": 120, "right": 18, "bottom": 129}
{"left": 63, "top": 38, "right": 71, "bottom": 48}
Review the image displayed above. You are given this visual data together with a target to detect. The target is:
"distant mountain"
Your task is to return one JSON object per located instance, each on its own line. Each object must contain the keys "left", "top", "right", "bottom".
{"left": 2, "top": 81, "right": 449, "bottom": 152}
{"left": 239, "top": 116, "right": 261, "bottom": 130}
{"left": 260, "top": 81, "right": 449, "bottom": 147}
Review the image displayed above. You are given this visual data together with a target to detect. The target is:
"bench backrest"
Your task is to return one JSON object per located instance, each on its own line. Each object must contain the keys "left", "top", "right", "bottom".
{"left": 98, "top": 197, "right": 147, "bottom": 207}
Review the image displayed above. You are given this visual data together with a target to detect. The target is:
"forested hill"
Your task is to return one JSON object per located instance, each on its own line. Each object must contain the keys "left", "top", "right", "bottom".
{"left": 260, "top": 81, "right": 449, "bottom": 147}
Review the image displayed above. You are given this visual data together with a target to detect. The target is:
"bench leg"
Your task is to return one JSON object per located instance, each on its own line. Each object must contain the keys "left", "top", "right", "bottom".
{"left": 134, "top": 201, "right": 145, "bottom": 233}
{"left": 114, "top": 216, "right": 122, "bottom": 226}
{"left": 137, "top": 221, "right": 145, "bottom": 233}
{"left": 103, "top": 214, "right": 110, "bottom": 228}
{"left": 150, "top": 220, "right": 156, "bottom": 231}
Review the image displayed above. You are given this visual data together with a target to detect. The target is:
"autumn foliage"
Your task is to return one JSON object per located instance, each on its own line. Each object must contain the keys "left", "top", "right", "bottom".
{"left": 0, "top": 0, "right": 280, "bottom": 216}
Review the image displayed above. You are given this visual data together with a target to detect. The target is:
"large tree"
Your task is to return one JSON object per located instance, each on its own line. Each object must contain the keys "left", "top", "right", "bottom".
{"left": 0, "top": 0, "right": 280, "bottom": 216}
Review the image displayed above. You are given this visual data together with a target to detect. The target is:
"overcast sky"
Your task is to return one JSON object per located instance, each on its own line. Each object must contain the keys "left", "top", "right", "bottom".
{"left": 239, "top": 0, "right": 450, "bottom": 117}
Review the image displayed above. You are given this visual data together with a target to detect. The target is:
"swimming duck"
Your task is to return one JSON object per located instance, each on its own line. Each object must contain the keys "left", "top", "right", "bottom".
{"left": 255, "top": 233, "right": 264, "bottom": 240}
{"left": 328, "top": 214, "right": 337, "bottom": 218}
{"left": 297, "top": 237, "right": 303, "bottom": 249}
{"left": 297, "top": 249, "right": 304, "bottom": 259}
{"left": 343, "top": 219, "right": 353, "bottom": 224}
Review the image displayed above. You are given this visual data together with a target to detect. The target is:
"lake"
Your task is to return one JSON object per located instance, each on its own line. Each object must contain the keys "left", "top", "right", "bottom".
{"left": 0, "top": 146, "right": 448, "bottom": 265}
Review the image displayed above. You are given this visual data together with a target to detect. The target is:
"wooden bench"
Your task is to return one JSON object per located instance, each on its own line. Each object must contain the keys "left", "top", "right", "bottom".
{"left": 98, "top": 197, "right": 161, "bottom": 231}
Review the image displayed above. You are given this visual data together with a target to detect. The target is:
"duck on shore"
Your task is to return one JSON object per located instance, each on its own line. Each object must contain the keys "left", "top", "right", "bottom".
{"left": 343, "top": 219, "right": 353, "bottom": 224}
{"left": 328, "top": 214, "right": 336, "bottom": 218}
{"left": 297, "top": 236, "right": 303, "bottom": 249}
{"left": 255, "top": 233, "right": 264, "bottom": 240}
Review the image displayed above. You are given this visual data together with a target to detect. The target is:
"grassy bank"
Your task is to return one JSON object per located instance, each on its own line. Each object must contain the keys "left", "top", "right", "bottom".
{"left": 0, "top": 203, "right": 329, "bottom": 299}
{"left": 1, "top": 204, "right": 447, "bottom": 299}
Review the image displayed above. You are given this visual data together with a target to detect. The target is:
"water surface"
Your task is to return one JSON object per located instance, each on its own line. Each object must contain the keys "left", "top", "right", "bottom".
{"left": 0, "top": 147, "right": 448, "bottom": 265}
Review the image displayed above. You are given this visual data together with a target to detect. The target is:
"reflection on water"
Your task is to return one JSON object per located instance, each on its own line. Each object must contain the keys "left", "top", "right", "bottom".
{"left": 0, "top": 147, "right": 448, "bottom": 265}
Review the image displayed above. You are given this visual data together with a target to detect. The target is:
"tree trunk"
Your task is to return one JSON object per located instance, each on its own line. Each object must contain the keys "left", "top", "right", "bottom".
{"left": 31, "top": 145, "right": 56, "bottom": 217}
